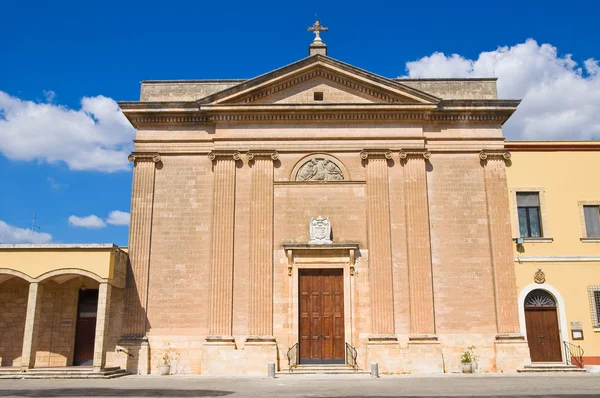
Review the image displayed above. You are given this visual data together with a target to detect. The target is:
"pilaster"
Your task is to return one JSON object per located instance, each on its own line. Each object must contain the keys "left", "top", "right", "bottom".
{"left": 20, "top": 282, "right": 43, "bottom": 370}
{"left": 400, "top": 149, "right": 436, "bottom": 336}
{"left": 207, "top": 151, "right": 240, "bottom": 340}
{"left": 360, "top": 150, "right": 395, "bottom": 336}
{"left": 93, "top": 282, "right": 112, "bottom": 371}
{"left": 480, "top": 151, "right": 521, "bottom": 334}
{"left": 122, "top": 153, "right": 160, "bottom": 338}
{"left": 247, "top": 151, "right": 278, "bottom": 339}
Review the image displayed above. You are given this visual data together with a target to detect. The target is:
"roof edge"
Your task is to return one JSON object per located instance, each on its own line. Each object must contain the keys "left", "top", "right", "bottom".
{"left": 506, "top": 141, "right": 600, "bottom": 151}
{"left": 0, "top": 244, "right": 119, "bottom": 250}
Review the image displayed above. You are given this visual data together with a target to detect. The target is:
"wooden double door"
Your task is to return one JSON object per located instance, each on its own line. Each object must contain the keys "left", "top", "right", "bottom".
{"left": 525, "top": 306, "right": 562, "bottom": 362}
{"left": 299, "top": 269, "right": 345, "bottom": 364}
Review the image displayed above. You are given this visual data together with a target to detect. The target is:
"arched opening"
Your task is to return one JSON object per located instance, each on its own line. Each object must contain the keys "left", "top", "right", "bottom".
{"left": 34, "top": 275, "right": 100, "bottom": 367}
{"left": 524, "top": 289, "right": 562, "bottom": 363}
{"left": 0, "top": 274, "right": 30, "bottom": 367}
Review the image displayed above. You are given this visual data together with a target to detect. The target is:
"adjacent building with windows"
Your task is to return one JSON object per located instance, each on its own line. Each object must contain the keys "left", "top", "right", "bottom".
{"left": 506, "top": 141, "right": 600, "bottom": 368}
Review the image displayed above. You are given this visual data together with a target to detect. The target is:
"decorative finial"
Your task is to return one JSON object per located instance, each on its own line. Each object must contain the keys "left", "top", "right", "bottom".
{"left": 308, "top": 19, "right": 328, "bottom": 43}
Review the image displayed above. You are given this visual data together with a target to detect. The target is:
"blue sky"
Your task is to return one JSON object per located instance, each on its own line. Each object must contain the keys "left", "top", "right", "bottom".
{"left": 1, "top": 0, "right": 599, "bottom": 246}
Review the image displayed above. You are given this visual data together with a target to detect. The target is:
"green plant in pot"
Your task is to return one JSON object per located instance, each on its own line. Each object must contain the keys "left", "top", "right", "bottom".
{"left": 159, "top": 344, "right": 180, "bottom": 376}
{"left": 460, "top": 346, "right": 477, "bottom": 373}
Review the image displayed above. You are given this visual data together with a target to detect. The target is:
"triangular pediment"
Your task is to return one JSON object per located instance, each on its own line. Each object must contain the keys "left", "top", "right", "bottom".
{"left": 197, "top": 55, "right": 440, "bottom": 106}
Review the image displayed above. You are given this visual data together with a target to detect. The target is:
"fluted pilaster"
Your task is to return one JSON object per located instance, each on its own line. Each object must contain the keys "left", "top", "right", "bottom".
{"left": 247, "top": 151, "right": 278, "bottom": 338}
{"left": 122, "top": 153, "right": 160, "bottom": 338}
{"left": 360, "top": 150, "right": 395, "bottom": 336}
{"left": 400, "top": 149, "right": 436, "bottom": 336}
{"left": 480, "top": 150, "right": 521, "bottom": 334}
{"left": 207, "top": 151, "right": 240, "bottom": 339}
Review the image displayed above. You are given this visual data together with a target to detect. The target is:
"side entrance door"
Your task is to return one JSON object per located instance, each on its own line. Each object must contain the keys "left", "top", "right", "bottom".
{"left": 73, "top": 289, "right": 99, "bottom": 366}
{"left": 299, "top": 269, "right": 345, "bottom": 364}
{"left": 524, "top": 289, "right": 562, "bottom": 362}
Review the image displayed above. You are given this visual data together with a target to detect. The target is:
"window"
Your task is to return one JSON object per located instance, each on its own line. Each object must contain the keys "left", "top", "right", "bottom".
{"left": 584, "top": 205, "right": 600, "bottom": 238}
{"left": 517, "top": 192, "right": 542, "bottom": 238}
{"left": 588, "top": 286, "right": 600, "bottom": 328}
{"left": 313, "top": 91, "right": 323, "bottom": 101}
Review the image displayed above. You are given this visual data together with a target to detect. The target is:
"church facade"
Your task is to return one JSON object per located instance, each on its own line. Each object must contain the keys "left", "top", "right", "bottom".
{"left": 114, "top": 30, "right": 531, "bottom": 375}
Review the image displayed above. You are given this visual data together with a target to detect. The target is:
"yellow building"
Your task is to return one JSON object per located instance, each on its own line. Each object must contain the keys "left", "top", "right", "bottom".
{"left": 0, "top": 244, "right": 128, "bottom": 378}
{"left": 506, "top": 141, "right": 600, "bottom": 368}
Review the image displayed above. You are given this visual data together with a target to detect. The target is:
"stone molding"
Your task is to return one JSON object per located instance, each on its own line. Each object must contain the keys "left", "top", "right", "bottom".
{"left": 128, "top": 153, "right": 161, "bottom": 163}
{"left": 208, "top": 151, "right": 241, "bottom": 161}
{"left": 234, "top": 68, "right": 407, "bottom": 104}
{"left": 479, "top": 150, "right": 511, "bottom": 161}
{"left": 360, "top": 149, "right": 393, "bottom": 160}
{"left": 283, "top": 243, "right": 359, "bottom": 276}
{"left": 399, "top": 149, "right": 431, "bottom": 161}
{"left": 246, "top": 151, "right": 279, "bottom": 161}
{"left": 123, "top": 110, "right": 515, "bottom": 127}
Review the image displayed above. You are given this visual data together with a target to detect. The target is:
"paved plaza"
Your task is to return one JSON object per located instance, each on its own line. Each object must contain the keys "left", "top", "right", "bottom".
{"left": 0, "top": 374, "right": 599, "bottom": 397}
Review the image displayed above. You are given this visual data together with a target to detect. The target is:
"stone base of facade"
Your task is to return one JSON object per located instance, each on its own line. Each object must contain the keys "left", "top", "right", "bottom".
{"left": 407, "top": 336, "right": 444, "bottom": 374}
{"left": 116, "top": 337, "right": 150, "bottom": 375}
{"left": 366, "top": 336, "right": 403, "bottom": 374}
{"left": 494, "top": 334, "right": 531, "bottom": 373}
{"left": 201, "top": 338, "right": 277, "bottom": 376}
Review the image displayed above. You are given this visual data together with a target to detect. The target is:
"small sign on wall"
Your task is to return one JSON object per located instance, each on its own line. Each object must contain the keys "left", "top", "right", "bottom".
{"left": 60, "top": 319, "right": 73, "bottom": 327}
{"left": 570, "top": 321, "right": 584, "bottom": 340}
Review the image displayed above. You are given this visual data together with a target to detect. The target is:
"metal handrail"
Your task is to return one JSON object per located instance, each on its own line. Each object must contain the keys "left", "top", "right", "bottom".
{"left": 345, "top": 342, "right": 358, "bottom": 371}
{"left": 287, "top": 343, "right": 298, "bottom": 372}
{"left": 563, "top": 341, "right": 584, "bottom": 368}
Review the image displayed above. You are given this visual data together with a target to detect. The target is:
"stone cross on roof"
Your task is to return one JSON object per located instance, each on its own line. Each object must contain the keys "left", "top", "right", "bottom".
{"left": 308, "top": 19, "right": 328, "bottom": 43}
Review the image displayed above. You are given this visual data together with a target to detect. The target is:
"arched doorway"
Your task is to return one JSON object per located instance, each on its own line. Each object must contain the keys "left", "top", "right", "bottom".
{"left": 524, "top": 289, "right": 562, "bottom": 362}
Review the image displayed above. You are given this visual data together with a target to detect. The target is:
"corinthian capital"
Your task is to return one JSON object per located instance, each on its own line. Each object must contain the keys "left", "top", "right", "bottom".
{"left": 360, "top": 149, "right": 393, "bottom": 160}
{"left": 208, "top": 151, "right": 241, "bottom": 161}
{"left": 479, "top": 150, "right": 511, "bottom": 162}
{"left": 128, "top": 153, "right": 161, "bottom": 163}
{"left": 246, "top": 151, "right": 279, "bottom": 162}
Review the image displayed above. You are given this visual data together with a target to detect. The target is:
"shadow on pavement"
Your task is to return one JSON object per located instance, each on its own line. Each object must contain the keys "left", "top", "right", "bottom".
{"left": 0, "top": 389, "right": 233, "bottom": 397}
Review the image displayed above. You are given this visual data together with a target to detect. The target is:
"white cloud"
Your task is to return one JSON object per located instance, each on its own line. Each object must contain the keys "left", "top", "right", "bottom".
{"left": 0, "top": 220, "right": 52, "bottom": 244}
{"left": 0, "top": 92, "right": 135, "bottom": 172}
{"left": 404, "top": 39, "right": 600, "bottom": 140}
{"left": 47, "top": 176, "right": 68, "bottom": 191}
{"left": 68, "top": 215, "right": 107, "bottom": 228}
{"left": 106, "top": 210, "right": 130, "bottom": 226}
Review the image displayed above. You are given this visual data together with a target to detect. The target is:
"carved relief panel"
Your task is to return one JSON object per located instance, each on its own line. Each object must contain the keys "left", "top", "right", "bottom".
{"left": 295, "top": 158, "right": 344, "bottom": 181}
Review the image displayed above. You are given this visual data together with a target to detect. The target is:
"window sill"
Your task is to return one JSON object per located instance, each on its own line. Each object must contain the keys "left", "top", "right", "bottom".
{"left": 581, "top": 238, "right": 600, "bottom": 243}
{"left": 520, "top": 238, "right": 554, "bottom": 243}
{"left": 595, "top": 327, "right": 600, "bottom": 332}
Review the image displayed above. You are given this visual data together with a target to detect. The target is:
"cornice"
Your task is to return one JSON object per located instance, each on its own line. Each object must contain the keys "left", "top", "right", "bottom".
{"left": 128, "top": 152, "right": 161, "bottom": 163}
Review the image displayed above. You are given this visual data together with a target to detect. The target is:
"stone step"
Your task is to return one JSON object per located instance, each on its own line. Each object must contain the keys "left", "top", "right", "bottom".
{"left": 0, "top": 367, "right": 129, "bottom": 379}
{"left": 279, "top": 365, "right": 368, "bottom": 375}
{"left": 518, "top": 364, "right": 587, "bottom": 373}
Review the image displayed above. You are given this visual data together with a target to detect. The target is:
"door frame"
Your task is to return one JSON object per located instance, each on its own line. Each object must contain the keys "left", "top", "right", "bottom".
{"left": 291, "top": 262, "right": 353, "bottom": 362}
{"left": 518, "top": 283, "right": 568, "bottom": 363}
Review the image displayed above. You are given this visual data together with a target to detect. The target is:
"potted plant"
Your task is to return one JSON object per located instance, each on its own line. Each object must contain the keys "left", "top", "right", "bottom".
{"left": 159, "top": 344, "right": 180, "bottom": 375}
{"left": 460, "top": 346, "right": 477, "bottom": 374}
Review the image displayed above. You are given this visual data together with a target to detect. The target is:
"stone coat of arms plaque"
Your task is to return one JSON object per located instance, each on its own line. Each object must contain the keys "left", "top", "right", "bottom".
{"left": 308, "top": 216, "right": 332, "bottom": 245}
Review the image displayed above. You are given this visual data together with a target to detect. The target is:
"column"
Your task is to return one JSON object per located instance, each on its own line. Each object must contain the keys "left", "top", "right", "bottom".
{"left": 400, "top": 149, "right": 443, "bottom": 374}
{"left": 400, "top": 149, "right": 436, "bottom": 337}
{"left": 480, "top": 151, "right": 521, "bottom": 334}
{"left": 246, "top": 151, "right": 278, "bottom": 339}
{"left": 122, "top": 153, "right": 160, "bottom": 338}
{"left": 207, "top": 151, "right": 240, "bottom": 340}
{"left": 93, "top": 282, "right": 112, "bottom": 371}
{"left": 360, "top": 150, "right": 395, "bottom": 337}
{"left": 480, "top": 150, "right": 530, "bottom": 372}
{"left": 21, "top": 282, "right": 43, "bottom": 370}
